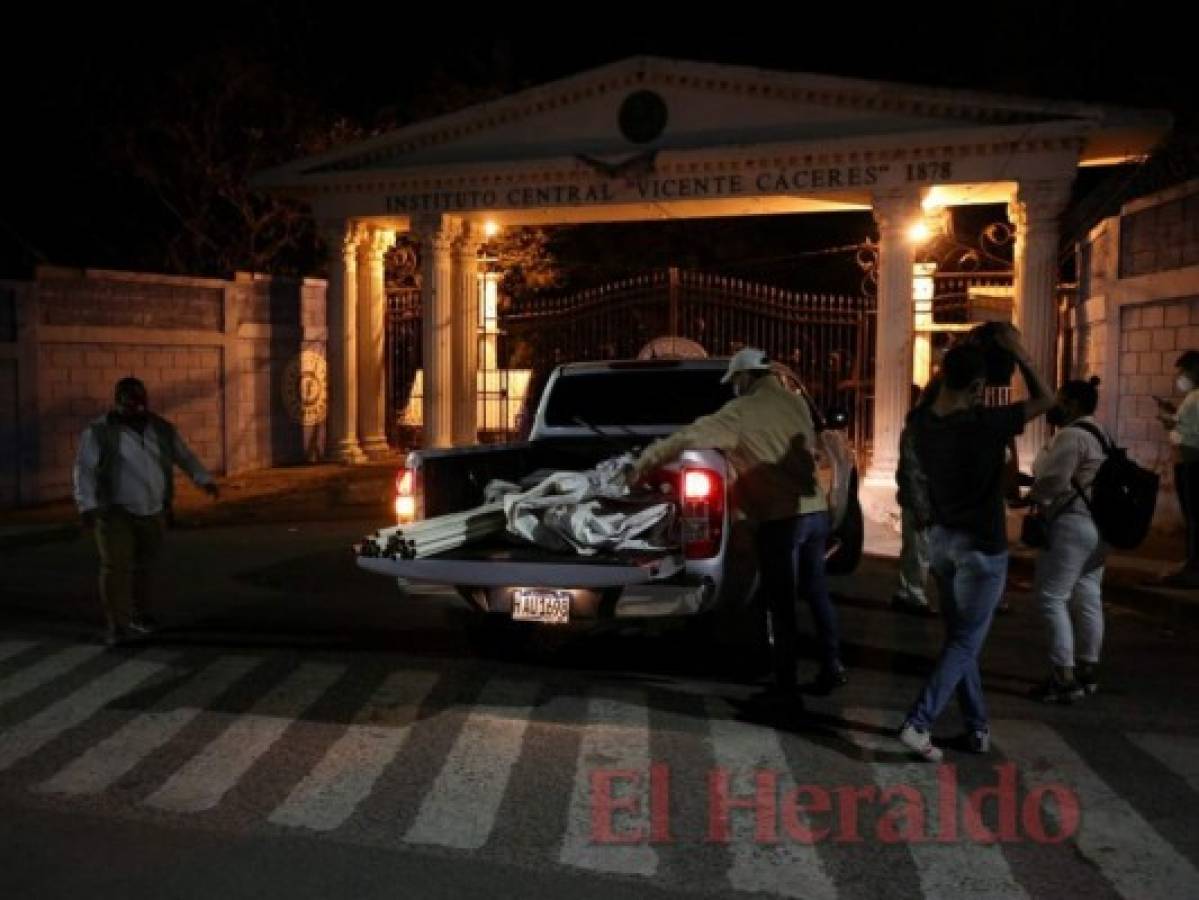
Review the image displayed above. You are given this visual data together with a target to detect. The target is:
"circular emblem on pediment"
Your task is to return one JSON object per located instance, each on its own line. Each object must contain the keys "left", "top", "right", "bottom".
{"left": 619, "top": 90, "right": 668, "bottom": 144}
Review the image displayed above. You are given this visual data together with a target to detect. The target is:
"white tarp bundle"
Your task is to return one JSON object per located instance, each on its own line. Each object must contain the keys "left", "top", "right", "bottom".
{"left": 484, "top": 454, "right": 676, "bottom": 556}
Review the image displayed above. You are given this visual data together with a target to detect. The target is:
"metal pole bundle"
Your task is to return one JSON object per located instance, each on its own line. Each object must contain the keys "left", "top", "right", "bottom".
{"left": 360, "top": 503, "right": 508, "bottom": 559}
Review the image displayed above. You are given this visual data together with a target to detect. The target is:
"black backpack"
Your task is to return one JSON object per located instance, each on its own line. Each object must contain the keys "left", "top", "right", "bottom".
{"left": 1069, "top": 421, "right": 1159, "bottom": 550}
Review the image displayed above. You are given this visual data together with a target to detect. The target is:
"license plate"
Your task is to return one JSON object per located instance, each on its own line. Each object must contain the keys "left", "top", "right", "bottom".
{"left": 512, "top": 589, "right": 571, "bottom": 624}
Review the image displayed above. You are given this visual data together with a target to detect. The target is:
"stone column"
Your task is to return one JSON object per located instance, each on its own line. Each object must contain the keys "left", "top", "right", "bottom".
{"left": 320, "top": 219, "right": 365, "bottom": 463}
{"left": 863, "top": 188, "right": 924, "bottom": 499}
{"left": 452, "top": 226, "right": 482, "bottom": 446}
{"left": 1010, "top": 178, "right": 1072, "bottom": 466}
{"left": 357, "top": 226, "right": 394, "bottom": 457}
{"left": 417, "top": 215, "right": 458, "bottom": 449}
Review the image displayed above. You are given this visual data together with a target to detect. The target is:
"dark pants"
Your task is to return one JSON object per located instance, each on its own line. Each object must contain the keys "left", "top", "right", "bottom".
{"left": 754, "top": 510, "right": 841, "bottom": 689}
{"left": 1175, "top": 462, "right": 1199, "bottom": 568}
{"left": 94, "top": 508, "right": 166, "bottom": 629}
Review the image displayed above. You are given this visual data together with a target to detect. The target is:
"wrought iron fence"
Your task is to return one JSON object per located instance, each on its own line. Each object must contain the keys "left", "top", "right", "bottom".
{"left": 500, "top": 268, "right": 876, "bottom": 449}
{"left": 389, "top": 269, "right": 878, "bottom": 449}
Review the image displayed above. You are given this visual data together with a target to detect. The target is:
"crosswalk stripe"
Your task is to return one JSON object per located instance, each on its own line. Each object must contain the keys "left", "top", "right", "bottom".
{"left": 996, "top": 719, "right": 1199, "bottom": 898}
{"left": 704, "top": 699, "right": 838, "bottom": 900}
{"left": 843, "top": 708, "right": 1029, "bottom": 899}
{"left": 143, "top": 663, "right": 345, "bottom": 813}
{"left": 1127, "top": 733, "right": 1199, "bottom": 795}
{"left": 0, "top": 657, "right": 168, "bottom": 771}
{"left": 0, "top": 640, "right": 37, "bottom": 666}
{"left": 558, "top": 692, "right": 657, "bottom": 877}
{"left": 403, "top": 678, "right": 539, "bottom": 850}
{"left": 0, "top": 645, "right": 104, "bottom": 708}
{"left": 269, "top": 670, "right": 439, "bottom": 832}
{"left": 37, "top": 656, "right": 260, "bottom": 796}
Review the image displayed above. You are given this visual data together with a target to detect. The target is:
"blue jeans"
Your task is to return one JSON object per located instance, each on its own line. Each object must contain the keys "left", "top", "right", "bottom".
{"left": 755, "top": 511, "right": 841, "bottom": 689}
{"left": 906, "top": 526, "right": 1007, "bottom": 732}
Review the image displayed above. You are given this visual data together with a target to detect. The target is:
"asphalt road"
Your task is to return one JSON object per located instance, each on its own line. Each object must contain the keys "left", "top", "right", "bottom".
{"left": 1, "top": 521, "right": 1197, "bottom": 898}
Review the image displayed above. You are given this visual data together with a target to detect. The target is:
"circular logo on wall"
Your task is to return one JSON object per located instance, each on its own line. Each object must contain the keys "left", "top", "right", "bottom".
{"left": 618, "top": 90, "right": 668, "bottom": 144}
{"left": 282, "top": 350, "right": 328, "bottom": 425}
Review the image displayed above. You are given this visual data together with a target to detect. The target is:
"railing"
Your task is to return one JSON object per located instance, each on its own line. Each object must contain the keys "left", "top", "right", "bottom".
{"left": 502, "top": 269, "right": 876, "bottom": 450}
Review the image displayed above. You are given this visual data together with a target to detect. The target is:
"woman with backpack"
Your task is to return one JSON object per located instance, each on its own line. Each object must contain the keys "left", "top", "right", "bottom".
{"left": 1028, "top": 377, "right": 1108, "bottom": 702}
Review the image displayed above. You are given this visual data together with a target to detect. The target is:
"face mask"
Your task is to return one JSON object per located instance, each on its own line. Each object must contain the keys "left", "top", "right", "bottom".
{"left": 1178, "top": 375, "right": 1195, "bottom": 393}
{"left": 1046, "top": 406, "right": 1067, "bottom": 427}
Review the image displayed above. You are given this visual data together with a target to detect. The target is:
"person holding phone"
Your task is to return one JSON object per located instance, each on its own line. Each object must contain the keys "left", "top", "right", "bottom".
{"left": 1157, "top": 350, "right": 1199, "bottom": 586}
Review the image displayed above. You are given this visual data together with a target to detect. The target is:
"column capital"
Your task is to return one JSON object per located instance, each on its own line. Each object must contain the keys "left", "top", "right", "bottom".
{"left": 412, "top": 214, "right": 462, "bottom": 252}
{"left": 451, "top": 224, "right": 484, "bottom": 260}
{"left": 870, "top": 187, "right": 925, "bottom": 233}
{"left": 356, "top": 225, "right": 395, "bottom": 264}
{"left": 1009, "top": 178, "right": 1073, "bottom": 231}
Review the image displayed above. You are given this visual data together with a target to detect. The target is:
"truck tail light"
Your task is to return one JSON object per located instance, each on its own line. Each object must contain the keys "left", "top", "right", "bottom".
{"left": 680, "top": 467, "right": 724, "bottom": 559}
{"left": 395, "top": 467, "right": 422, "bottom": 524}
{"left": 683, "top": 469, "right": 714, "bottom": 501}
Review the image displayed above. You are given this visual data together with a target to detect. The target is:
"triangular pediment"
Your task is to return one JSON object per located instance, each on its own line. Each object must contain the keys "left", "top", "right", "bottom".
{"left": 257, "top": 57, "right": 1152, "bottom": 187}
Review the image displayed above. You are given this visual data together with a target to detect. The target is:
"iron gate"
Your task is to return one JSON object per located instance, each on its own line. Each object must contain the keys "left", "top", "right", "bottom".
{"left": 388, "top": 268, "right": 877, "bottom": 450}
{"left": 386, "top": 288, "right": 421, "bottom": 447}
{"left": 501, "top": 269, "right": 876, "bottom": 449}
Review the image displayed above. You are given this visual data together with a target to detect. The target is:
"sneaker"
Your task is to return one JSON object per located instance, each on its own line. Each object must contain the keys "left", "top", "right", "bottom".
{"left": 1076, "top": 665, "right": 1100, "bottom": 696}
{"left": 127, "top": 614, "right": 159, "bottom": 637}
{"left": 899, "top": 723, "right": 944, "bottom": 763}
{"left": 1030, "top": 675, "right": 1085, "bottom": 704}
{"left": 812, "top": 664, "right": 849, "bottom": 695}
{"left": 891, "top": 595, "right": 935, "bottom": 617}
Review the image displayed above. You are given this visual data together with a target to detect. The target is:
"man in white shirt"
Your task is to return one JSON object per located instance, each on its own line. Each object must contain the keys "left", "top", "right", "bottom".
{"left": 1157, "top": 350, "right": 1199, "bottom": 587}
{"left": 73, "top": 378, "right": 219, "bottom": 645}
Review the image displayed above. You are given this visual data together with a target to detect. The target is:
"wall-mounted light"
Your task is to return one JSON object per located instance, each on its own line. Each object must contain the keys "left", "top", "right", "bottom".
{"left": 483, "top": 220, "right": 501, "bottom": 238}
{"left": 907, "top": 220, "right": 932, "bottom": 244}
{"left": 907, "top": 206, "right": 951, "bottom": 245}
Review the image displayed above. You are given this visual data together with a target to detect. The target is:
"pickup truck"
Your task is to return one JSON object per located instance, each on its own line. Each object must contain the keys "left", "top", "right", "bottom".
{"left": 356, "top": 356, "right": 863, "bottom": 643}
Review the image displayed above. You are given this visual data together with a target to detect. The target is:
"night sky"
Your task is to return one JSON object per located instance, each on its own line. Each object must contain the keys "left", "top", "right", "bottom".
{"left": 2, "top": 2, "right": 1194, "bottom": 287}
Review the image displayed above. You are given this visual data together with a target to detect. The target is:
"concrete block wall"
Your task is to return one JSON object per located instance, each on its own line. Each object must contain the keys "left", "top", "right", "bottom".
{"left": 1071, "top": 179, "right": 1199, "bottom": 532}
{"left": 2, "top": 267, "right": 327, "bottom": 507}
{"left": 1117, "top": 297, "right": 1199, "bottom": 470}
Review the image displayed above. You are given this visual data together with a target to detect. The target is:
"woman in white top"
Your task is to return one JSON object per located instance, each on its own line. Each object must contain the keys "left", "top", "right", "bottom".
{"left": 1029, "top": 377, "right": 1108, "bottom": 702}
{"left": 1156, "top": 350, "right": 1199, "bottom": 586}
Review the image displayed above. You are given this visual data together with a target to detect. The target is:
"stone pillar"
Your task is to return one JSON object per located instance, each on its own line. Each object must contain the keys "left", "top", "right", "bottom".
{"left": 863, "top": 188, "right": 924, "bottom": 502}
{"left": 357, "top": 226, "right": 394, "bottom": 457}
{"left": 452, "top": 226, "right": 482, "bottom": 446}
{"left": 1010, "top": 178, "right": 1072, "bottom": 466}
{"left": 320, "top": 219, "right": 365, "bottom": 463}
{"left": 417, "top": 215, "right": 458, "bottom": 449}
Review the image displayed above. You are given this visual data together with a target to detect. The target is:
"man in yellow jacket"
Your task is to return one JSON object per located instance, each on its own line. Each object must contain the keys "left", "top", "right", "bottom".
{"left": 626, "top": 348, "right": 846, "bottom": 701}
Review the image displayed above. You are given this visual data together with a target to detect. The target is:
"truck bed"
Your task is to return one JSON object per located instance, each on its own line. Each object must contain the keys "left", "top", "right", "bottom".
{"left": 418, "top": 437, "right": 644, "bottom": 518}
{"left": 426, "top": 534, "right": 677, "bottom": 566}
{"left": 357, "top": 541, "right": 684, "bottom": 587}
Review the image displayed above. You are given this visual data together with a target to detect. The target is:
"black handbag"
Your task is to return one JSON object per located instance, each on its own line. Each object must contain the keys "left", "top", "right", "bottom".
{"left": 1020, "top": 479, "right": 1088, "bottom": 550}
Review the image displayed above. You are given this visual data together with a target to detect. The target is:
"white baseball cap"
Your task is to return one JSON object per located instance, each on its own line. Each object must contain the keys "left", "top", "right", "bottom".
{"left": 721, "top": 347, "right": 772, "bottom": 383}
